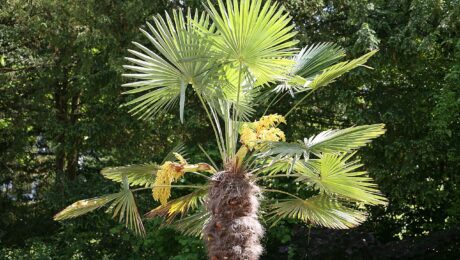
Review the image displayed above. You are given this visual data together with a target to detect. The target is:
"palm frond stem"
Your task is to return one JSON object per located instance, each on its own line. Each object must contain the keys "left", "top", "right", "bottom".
{"left": 262, "top": 188, "right": 303, "bottom": 200}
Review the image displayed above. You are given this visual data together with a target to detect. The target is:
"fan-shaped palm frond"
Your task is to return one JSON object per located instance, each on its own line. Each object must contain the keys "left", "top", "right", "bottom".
{"left": 294, "top": 153, "right": 387, "bottom": 205}
{"left": 307, "top": 50, "right": 377, "bottom": 90}
{"left": 55, "top": 176, "right": 146, "bottom": 236}
{"left": 267, "top": 195, "right": 367, "bottom": 229}
{"left": 101, "top": 143, "right": 188, "bottom": 187}
{"left": 276, "top": 43, "right": 345, "bottom": 93}
{"left": 123, "top": 9, "right": 215, "bottom": 121}
{"left": 204, "top": 0, "right": 298, "bottom": 85}
{"left": 293, "top": 43, "right": 346, "bottom": 79}
{"left": 305, "top": 124, "right": 386, "bottom": 154}
{"left": 257, "top": 124, "right": 385, "bottom": 161}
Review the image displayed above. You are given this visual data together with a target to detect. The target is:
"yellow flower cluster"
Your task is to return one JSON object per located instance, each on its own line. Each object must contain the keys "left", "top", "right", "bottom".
{"left": 152, "top": 155, "right": 185, "bottom": 205}
{"left": 240, "top": 114, "right": 286, "bottom": 150}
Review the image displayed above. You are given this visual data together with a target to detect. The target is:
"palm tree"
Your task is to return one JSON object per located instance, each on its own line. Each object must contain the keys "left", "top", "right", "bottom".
{"left": 54, "top": 1, "right": 387, "bottom": 259}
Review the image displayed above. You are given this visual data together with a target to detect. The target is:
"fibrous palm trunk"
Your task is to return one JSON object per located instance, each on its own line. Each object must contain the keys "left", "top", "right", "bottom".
{"left": 204, "top": 170, "right": 264, "bottom": 260}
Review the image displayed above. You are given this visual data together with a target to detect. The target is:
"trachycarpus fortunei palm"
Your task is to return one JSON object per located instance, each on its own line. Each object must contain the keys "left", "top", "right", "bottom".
{"left": 55, "top": 0, "right": 387, "bottom": 259}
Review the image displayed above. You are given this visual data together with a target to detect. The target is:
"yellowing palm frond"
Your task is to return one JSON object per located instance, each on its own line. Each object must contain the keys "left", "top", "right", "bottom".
{"left": 55, "top": 176, "right": 146, "bottom": 236}
{"left": 145, "top": 186, "right": 208, "bottom": 222}
{"left": 54, "top": 193, "right": 120, "bottom": 221}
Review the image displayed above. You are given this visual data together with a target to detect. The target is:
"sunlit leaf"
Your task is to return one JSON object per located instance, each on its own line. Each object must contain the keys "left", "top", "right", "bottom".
{"left": 204, "top": 0, "right": 298, "bottom": 85}
{"left": 267, "top": 195, "right": 367, "bottom": 229}
{"left": 294, "top": 153, "right": 387, "bottom": 205}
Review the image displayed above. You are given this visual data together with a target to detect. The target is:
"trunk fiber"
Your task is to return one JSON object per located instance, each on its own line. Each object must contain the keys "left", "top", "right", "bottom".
{"left": 204, "top": 170, "right": 264, "bottom": 260}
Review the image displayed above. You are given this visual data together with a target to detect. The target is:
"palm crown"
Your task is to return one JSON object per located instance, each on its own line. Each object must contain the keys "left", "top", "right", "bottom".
{"left": 55, "top": 0, "right": 387, "bottom": 258}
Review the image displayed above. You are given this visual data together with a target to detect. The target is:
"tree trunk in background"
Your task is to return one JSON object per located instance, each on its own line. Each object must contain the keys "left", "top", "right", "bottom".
{"left": 204, "top": 170, "right": 264, "bottom": 260}
{"left": 53, "top": 70, "right": 82, "bottom": 180}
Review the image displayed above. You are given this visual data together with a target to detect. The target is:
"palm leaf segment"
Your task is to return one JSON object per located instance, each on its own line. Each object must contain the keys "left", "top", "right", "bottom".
{"left": 123, "top": 9, "right": 215, "bottom": 121}
{"left": 277, "top": 46, "right": 376, "bottom": 94}
{"left": 268, "top": 195, "right": 367, "bottom": 229}
{"left": 54, "top": 176, "right": 146, "bottom": 236}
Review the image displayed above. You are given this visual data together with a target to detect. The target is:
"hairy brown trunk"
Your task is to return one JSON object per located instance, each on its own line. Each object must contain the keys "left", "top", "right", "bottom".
{"left": 204, "top": 170, "right": 264, "bottom": 260}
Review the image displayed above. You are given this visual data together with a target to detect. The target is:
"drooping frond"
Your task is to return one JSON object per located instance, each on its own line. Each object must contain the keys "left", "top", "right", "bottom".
{"left": 267, "top": 195, "right": 367, "bottom": 229}
{"left": 145, "top": 187, "right": 208, "bottom": 222}
{"left": 294, "top": 153, "right": 387, "bottom": 205}
{"left": 205, "top": 0, "right": 298, "bottom": 85}
{"left": 55, "top": 176, "right": 146, "bottom": 236}
{"left": 54, "top": 193, "right": 120, "bottom": 221}
{"left": 123, "top": 9, "right": 215, "bottom": 121}
{"left": 101, "top": 163, "right": 158, "bottom": 187}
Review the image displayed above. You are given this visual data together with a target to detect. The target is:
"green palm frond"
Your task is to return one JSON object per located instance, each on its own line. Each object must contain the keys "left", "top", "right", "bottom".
{"left": 55, "top": 176, "right": 146, "bottom": 236}
{"left": 123, "top": 9, "right": 215, "bottom": 121}
{"left": 257, "top": 141, "right": 306, "bottom": 160}
{"left": 101, "top": 163, "right": 158, "bottom": 187}
{"left": 305, "top": 124, "right": 386, "bottom": 154}
{"left": 267, "top": 195, "right": 367, "bottom": 229}
{"left": 293, "top": 43, "right": 346, "bottom": 79}
{"left": 102, "top": 143, "right": 187, "bottom": 187}
{"left": 205, "top": 0, "right": 298, "bottom": 85}
{"left": 170, "top": 209, "right": 210, "bottom": 237}
{"left": 276, "top": 43, "right": 345, "bottom": 93}
{"left": 106, "top": 176, "right": 146, "bottom": 236}
{"left": 307, "top": 50, "right": 377, "bottom": 90}
{"left": 258, "top": 158, "right": 293, "bottom": 175}
{"left": 144, "top": 187, "right": 208, "bottom": 222}
{"left": 202, "top": 66, "right": 258, "bottom": 121}
{"left": 258, "top": 124, "right": 385, "bottom": 160}
{"left": 295, "top": 153, "right": 387, "bottom": 205}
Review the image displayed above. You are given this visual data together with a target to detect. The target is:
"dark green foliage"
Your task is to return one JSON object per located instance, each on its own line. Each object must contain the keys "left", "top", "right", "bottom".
{"left": 1, "top": 0, "right": 459, "bottom": 258}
